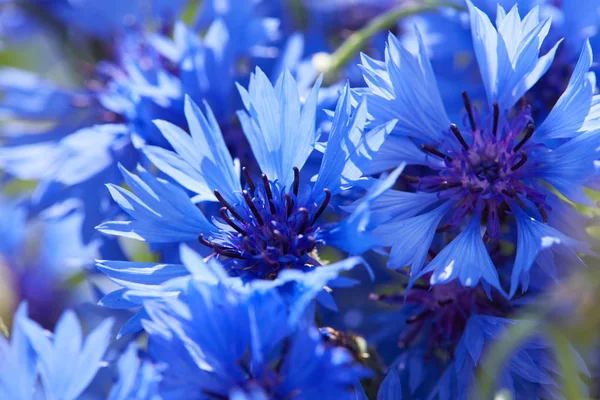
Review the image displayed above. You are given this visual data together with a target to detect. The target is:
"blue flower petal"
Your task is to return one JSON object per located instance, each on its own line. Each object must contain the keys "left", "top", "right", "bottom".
{"left": 375, "top": 201, "right": 452, "bottom": 277}
{"left": 420, "top": 212, "right": 503, "bottom": 292}
{"left": 0, "top": 303, "right": 38, "bottom": 400}
{"left": 322, "top": 165, "right": 404, "bottom": 254}
{"left": 148, "top": 96, "right": 241, "bottom": 204}
{"left": 510, "top": 207, "right": 587, "bottom": 297}
{"left": 361, "top": 31, "right": 450, "bottom": 143}
{"left": 312, "top": 85, "right": 397, "bottom": 195}
{"left": 21, "top": 310, "right": 114, "bottom": 400}
{"left": 534, "top": 129, "right": 600, "bottom": 205}
{"left": 468, "top": 1, "right": 560, "bottom": 109}
{"left": 97, "top": 165, "right": 216, "bottom": 243}
{"left": 536, "top": 39, "right": 595, "bottom": 139}
{"left": 341, "top": 185, "right": 439, "bottom": 227}
{"left": 377, "top": 369, "right": 402, "bottom": 400}
{"left": 97, "top": 260, "right": 189, "bottom": 289}
{"left": 237, "top": 67, "right": 322, "bottom": 188}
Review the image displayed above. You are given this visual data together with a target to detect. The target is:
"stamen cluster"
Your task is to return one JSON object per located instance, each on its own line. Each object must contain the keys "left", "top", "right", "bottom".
{"left": 199, "top": 167, "right": 331, "bottom": 280}
{"left": 372, "top": 280, "right": 507, "bottom": 358}
{"left": 409, "top": 92, "right": 549, "bottom": 239}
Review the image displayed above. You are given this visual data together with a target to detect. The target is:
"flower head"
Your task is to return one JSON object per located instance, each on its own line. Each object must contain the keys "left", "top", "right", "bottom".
{"left": 0, "top": 10, "right": 274, "bottom": 244}
{"left": 142, "top": 278, "right": 370, "bottom": 399}
{"left": 0, "top": 198, "right": 99, "bottom": 328}
{"left": 98, "top": 67, "right": 397, "bottom": 282}
{"left": 358, "top": 1, "right": 598, "bottom": 296}
{"left": 1, "top": 302, "right": 114, "bottom": 400}
{"left": 367, "top": 287, "right": 589, "bottom": 399}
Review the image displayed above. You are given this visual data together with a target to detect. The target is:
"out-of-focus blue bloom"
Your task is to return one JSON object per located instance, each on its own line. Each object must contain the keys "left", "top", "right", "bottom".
{"left": 0, "top": 197, "right": 99, "bottom": 328}
{"left": 0, "top": 303, "right": 37, "bottom": 399}
{"left": 367, "top": 285, "right": 589, "bottom": 399}
{"left": 0, "top": 302, "right": 114, "bottom": 399}
{"left": 142, "top": 277, "right": 370, "bottom": 399}
{"left": 195, "top": 0, "right": 280, "bottom": 58}
{"left": 97, "top": 242, "right": 367, "bottom": 336}
{"left": 19, "top": 307, "right": 114, "bottom": 400}
{"left": 107, "top": 343, "right": 162, "bottom": 400}
{"left": 303, "top": 0, "right": 397, "bottom": 31}
{"left": 452, "top": 315, "right": 589, "bottom": 399}
{"left": 98, "top": 68, "right": 398, "bottom": 281}
{"left": 0, "top": 10, "right": 273, "bottom": 244}
{"left": 357, "top": 2, "right": 598, "bottom": 296}
{"left": 30, "top": 0, "right": 186, "bottom": 39}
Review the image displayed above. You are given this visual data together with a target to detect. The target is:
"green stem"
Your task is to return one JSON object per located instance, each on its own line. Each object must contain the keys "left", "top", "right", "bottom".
{"left": 549, "top": 329, "right": 586, "bottom": 400}
{"left": 317, "top": 1, "right": 463, "bottom": 82}
{"left": 475, "top": 317, "right": 541, "bottom": 399}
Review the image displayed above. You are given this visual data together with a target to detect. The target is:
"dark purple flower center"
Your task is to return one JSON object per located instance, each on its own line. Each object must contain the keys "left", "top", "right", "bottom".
{"left": 409, "top": 93, "right": 550, "bottom": 239}
{"left": 372, "top": 280, "right": 507, "bottom": 359}
{"left": 199, "top": 167, "right": 331, "bottom": 280}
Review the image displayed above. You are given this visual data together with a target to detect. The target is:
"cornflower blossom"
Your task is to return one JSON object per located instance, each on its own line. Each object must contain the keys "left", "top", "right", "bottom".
{"left": 142, "top": 278, "right": 370, "bottom": 399}
{"left": 355, "top": 1, "right": 599, "bottom": 296}
{"left": 0, "top": 8, "right": 275, "bottom": 244}
{"left": 98, "top": 68, "right": 398, "bottom": 281}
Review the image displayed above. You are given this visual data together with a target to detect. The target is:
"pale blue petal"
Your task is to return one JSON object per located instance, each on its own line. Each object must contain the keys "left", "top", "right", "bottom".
{"left": 361, "top": 31, "right": 450, "bottom": 142}
{"left": 360, "top": 135, "right": 435, "bottom": 174}
{"left": 143, "top": 145, "right": 215, "bottom": 202}
{"left": 237, "top": 68, "right": 321, "bottom": 188}
{"left": 149, "top": 96, "right": 241, "bottom": 204}
{"left": 468, "top": 1, "right": 559, "bottom": 109}
{"left": 341, "top": 187, "right": 439, "bottom": 226}
{"left": 313, "top": 85, "right": 396, "bottom": 195}
{"left": 375, "top": 202, "right": 452, "bottom": 277}
{"left": 0, "top": 303, "right": 37, "bottom": 400}
{"left": 536, "top": 39, "right": 595, "bottom": 139}
{"left": 322, "top": 166, "right": 404, "bottom": 254}
{"left": 534, "top": 130, "right": 600, "bottom": 205}
{"left": 97, "top": 165, "right": 216, "bottom": 243}
{"left": 21, "top": 310, "right": 114, "bottom": 400}
{"left": 421, "top": 213, "right": 503, "bottom": 292}
{"left": 97, "top": 260, "right": 189, "bottom": 289}
{"left": 510, "top": 207, "right": 587, "bottom": 297}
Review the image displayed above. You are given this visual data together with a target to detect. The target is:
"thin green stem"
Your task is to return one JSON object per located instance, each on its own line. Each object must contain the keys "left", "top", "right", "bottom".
{"left": 550, "top": 329, "right": 586, "bottom": 400}
{"left": 476, "top": 317, "right": 541, "bottom": 399}
{"left": 317, "top": 1, "right": 463, "bottom": 82}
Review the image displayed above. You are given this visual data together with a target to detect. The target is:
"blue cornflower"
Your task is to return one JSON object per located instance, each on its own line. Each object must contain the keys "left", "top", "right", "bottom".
{"left": 357, "top": 1, "right": 598, "bottom": 296}
{"left": 0, "top": 14, "right": 266, "bottom": 244}
{"left": 98, "top": 68, "right": 398, "bottom": 281}
{"left": 29, "top": 0, "right": 186, "bottom": 40}
{"left": 367, "top": 286, "right": 590, "bottom": 399}
{"left": 142, "top": 278, "right": 370, "bottom": 399}
{"left": 0, "top": 302, "right": 114, "bottom": 399}
{"left": 0, "top": 197, "right": 99, "bottom": 328}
